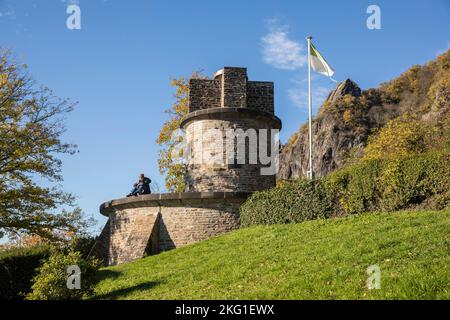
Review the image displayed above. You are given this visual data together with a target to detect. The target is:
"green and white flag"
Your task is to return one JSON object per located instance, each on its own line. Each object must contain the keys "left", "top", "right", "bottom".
{"left": 305, "top": 37, "right": 336, "bottom": 180}
{"left": 309, "top": 42, "right": 335, "bottom": 79}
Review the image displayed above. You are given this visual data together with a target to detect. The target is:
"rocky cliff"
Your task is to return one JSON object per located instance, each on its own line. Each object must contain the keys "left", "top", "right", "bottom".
{"left": 278, "top": 50, "right": 450, "bottom": 180}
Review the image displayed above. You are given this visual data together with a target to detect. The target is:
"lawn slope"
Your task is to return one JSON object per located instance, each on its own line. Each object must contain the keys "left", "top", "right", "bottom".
{"left": 93, "top": 210, "right": 449, "bottom": 300}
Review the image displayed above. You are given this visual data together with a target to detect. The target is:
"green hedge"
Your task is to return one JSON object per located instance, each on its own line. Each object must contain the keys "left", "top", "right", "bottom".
{"left": 240, "top": 150, "right": 449, "bottom": 227}
{"left": 326, "top": 150, "right": 450, "bottom": 214}
{"left": 0, "top": 236, "right": 96, "bottom": 300}
{"left": 240, "top": 179, "right": 334, "bottom": 227}
{"left": 0, "top": 245, "right": 50, "bottom": 300}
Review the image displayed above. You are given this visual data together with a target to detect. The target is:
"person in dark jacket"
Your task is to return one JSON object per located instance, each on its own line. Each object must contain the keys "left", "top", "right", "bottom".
{"left": 127, "top": 173, "right": 151, "bottom": 197}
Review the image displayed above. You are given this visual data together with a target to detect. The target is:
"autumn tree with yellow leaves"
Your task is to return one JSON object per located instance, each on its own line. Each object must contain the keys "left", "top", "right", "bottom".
{"left": 0, "top": 49, "right": 92, "bottom": 241}
{"left": 156, "top": 72, "right": 207, "bottom": 192}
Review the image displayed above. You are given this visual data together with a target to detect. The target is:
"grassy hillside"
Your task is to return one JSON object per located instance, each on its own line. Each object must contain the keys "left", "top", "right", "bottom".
{"left": 93, "top": 210, "right": 449, "bottom": 300}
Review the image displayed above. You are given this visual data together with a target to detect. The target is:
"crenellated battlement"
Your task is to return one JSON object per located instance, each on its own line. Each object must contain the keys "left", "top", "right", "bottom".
{"left": 188, "top": 67, "right": 274, "bottom": 114}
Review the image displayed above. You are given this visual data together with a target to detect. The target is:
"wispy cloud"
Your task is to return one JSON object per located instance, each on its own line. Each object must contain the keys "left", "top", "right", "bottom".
{"left": 0, "top": 4, "right": 16, "bottom": 19}
{"left": 260, "top": 19, "right": 332, "bottom": 113}
{"left": 261, "top": 20, "right": 307, "bottom": 70}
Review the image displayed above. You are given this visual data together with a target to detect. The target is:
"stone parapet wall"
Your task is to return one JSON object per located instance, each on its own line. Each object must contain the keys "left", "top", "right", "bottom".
{"left": 247, "top": 81, "right": 274, "bottom": 114}
{"left": 92, "top": 193, "right": 248, "bottom": 265}
{"left": 188, "top": 67, "right": 274, "bottom": 114}
{"left": 221, "top": 67, "right": 248, "bottom": 108}
{"left": 188, "top": 79, "right": 221, "bottom": 112}
{"left": 157, "top": 199, "right": 241, "bottom": 251}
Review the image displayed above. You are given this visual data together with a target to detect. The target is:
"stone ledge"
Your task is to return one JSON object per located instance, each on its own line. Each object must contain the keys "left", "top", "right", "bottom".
{"left": 99, "top": 191, "right": 251, "bottom": 216}
{"left": 180, "top": 107, "right": 282, "bottom": 129}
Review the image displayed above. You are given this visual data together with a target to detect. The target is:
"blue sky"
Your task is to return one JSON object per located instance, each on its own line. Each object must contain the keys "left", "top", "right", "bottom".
{"left": 1, "top": 0, "right": 449, "bottom": 232}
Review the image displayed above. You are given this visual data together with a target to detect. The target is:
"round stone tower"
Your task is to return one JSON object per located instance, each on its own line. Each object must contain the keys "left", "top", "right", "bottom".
{"left": 181, "top": 67, "right": 282, "bottom": 192}
{"left": 92, "top": 67, "right": 282, "bottom": 266}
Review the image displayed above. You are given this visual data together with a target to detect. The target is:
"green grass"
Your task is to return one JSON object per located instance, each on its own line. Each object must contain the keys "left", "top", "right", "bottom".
{"left": 93, "top": 209, "right": 450, "bottom": 300}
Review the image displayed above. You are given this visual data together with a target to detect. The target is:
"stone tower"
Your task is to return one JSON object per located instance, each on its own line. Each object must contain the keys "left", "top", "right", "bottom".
{"left": 181, "top": 67, "right": 282, "bottom": 192}
{"left": 91, "top": 67, "right": 282, "bottom": 266}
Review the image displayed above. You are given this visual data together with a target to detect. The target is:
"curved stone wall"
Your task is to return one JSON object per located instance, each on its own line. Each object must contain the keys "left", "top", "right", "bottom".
{"left": 91, "top": 192, "right": 249, "bottom": 265}
{"left": 181, "top": 107, "right": 281, "bottom": 193}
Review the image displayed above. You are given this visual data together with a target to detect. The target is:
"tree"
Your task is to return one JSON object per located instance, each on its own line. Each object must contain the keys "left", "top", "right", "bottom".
{"left": 363, "top": 113, "right": 434, "bottom": 161}
{"left": 0, "top": 49, "right": 92, "bottom": 241}
{"left": 156, "top": 72, "right": 207, "bottom": 192}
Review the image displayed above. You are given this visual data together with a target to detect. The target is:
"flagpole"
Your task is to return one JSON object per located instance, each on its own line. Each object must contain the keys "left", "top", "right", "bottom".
{"left": 307, "top": 36, "right": 314, "bottom": 180}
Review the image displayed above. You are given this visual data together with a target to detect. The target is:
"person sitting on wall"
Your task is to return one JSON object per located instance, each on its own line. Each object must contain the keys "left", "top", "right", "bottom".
{"left": 127, "top": 173, "right": 152, "bottom": 197}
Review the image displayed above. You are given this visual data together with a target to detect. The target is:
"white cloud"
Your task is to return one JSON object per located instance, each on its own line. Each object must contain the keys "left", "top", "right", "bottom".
{"left": 261, "top": 20, "right": 307, "bottom": 70}
{"left": 260, "top": 19, "right": 332, "bottom": 113}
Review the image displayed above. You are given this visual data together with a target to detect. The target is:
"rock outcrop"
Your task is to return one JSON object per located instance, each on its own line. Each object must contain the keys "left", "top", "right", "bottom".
{"left": 278, "top": 49, "right": 450, "bottom": 180}
{"left": 326, "top": 78, "right": 361, "bottom": 103}
{"left": 278, "top": 79, "right": 368, "bottom": 179}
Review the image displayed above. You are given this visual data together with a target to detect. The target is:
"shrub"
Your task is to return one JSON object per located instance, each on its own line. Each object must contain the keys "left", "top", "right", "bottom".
{"left": 71, "top": 236, "right": 97, "bottom": 259}
{"left": 324, "top": 158, "right": 384, "bottom": 215}
{"left": 243, "top": 150, "right": 449, "bottom": 227}
{"left": 240, "top": 179, "right": 334, "bottom": 227}
{"left": 342, "top": 109, "right": 353, "bottom": 125}
{"left": 0, "top": 245, "right": 50, "bottom": 300}
{"left": 26, "top": 249, "right": 100, "bottom": 300}
{"left": 325, "top": 150, "right": 450, "bottom": 214}
{"left": 381, "top": 64, "right": 422, "bottom": 100}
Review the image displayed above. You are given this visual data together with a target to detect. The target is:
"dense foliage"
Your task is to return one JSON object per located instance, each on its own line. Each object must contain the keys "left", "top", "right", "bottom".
{"left": 363, "top": 113, "right": 446, "bottom": 161}
{"left": 282, "top": 50, "right": 450, "bottom": 174}
{"left": 0, "top": 234, "right": 97, "bottom": 300}
{"left": 156, "top": 72, "right": 208, "bottom": 192}
{"left": 326, "top": 150, "right": 450, "bottom": 215}
{"left": 241, "top": 150, "right": 449, "bottom": 227}
{"left": 156, "top": 77, "right": 190, "bottom": 192}
{"left": 0, "top": 245, "right": 50, "bottom": 300}
{"left": 240, "top": 179, "right": 334, "bottom": 227}
{"left": 0, "top": 49, "right": 92, "bottom": 240}
{"left": 270, "top": 52, "right": 450, "bottom": 227}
